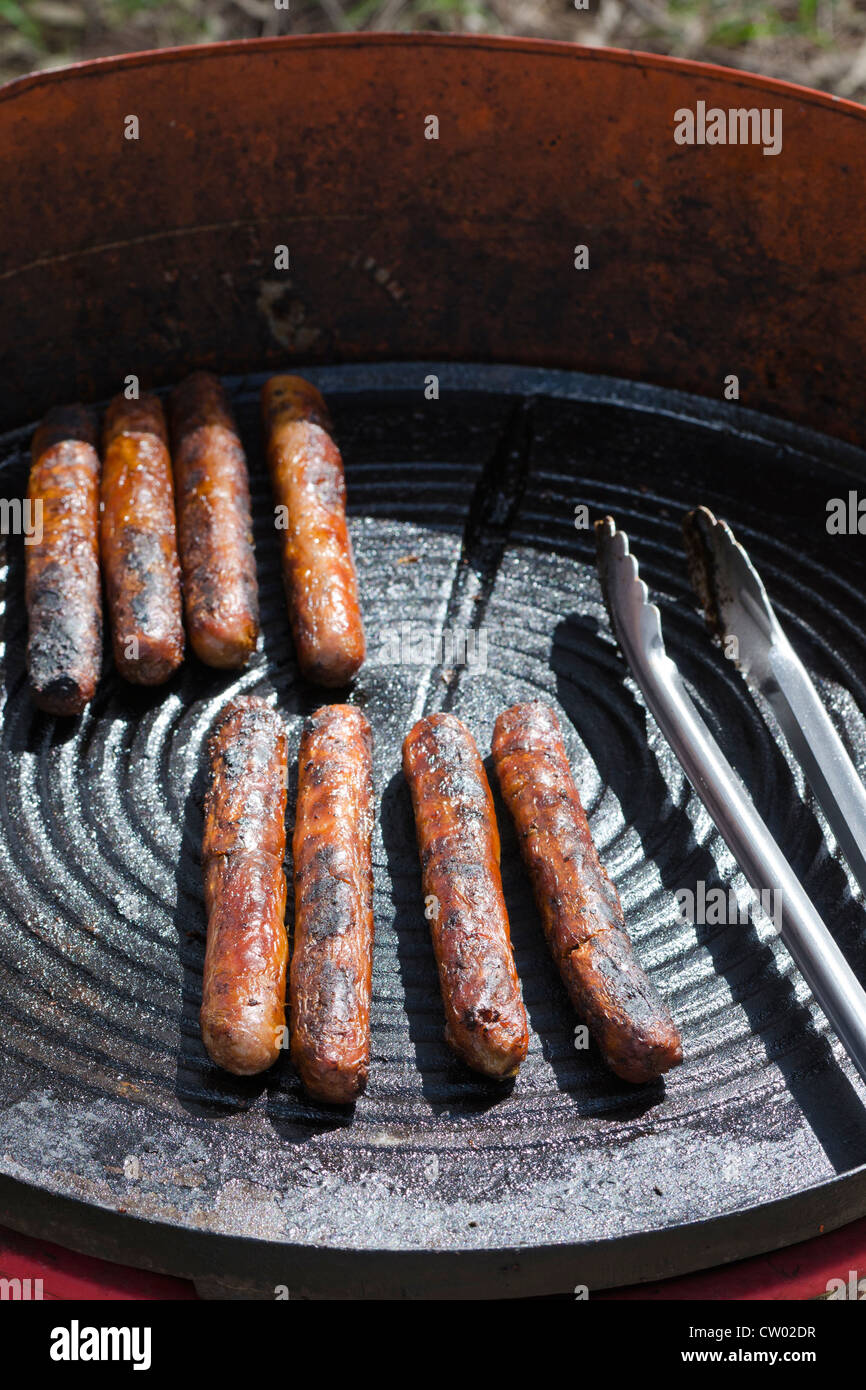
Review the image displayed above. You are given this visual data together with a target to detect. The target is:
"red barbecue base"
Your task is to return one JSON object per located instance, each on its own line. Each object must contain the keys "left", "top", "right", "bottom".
{"left": 0, "top": 1221, "right": 861, "bottom": 1300}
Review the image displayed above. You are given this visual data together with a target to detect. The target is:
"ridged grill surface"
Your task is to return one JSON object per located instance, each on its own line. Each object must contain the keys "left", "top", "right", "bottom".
{"left": 2, "top": 364, "right": 866, "bottom": 1288}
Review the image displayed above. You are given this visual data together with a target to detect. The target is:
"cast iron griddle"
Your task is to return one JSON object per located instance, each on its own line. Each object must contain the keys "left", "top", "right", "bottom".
{"left": 2, "top": 363, "right": 866, "bottom": 1299}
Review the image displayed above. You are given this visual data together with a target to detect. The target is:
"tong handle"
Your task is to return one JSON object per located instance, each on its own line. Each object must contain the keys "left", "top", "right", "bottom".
{"left": 653, "top": 651, "right": 866, "bottom": 1085}
{"left": 766, "top": 642, "right": 866, "bottom": 899}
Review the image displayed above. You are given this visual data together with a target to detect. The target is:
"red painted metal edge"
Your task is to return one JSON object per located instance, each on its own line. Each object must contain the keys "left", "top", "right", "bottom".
{"left": 1, "top": 1215, "right": 863, "bottom": 1300}
{"left": 0, "top": 1225, "right": 197, "bottom": 1301}
{"left": 601, "top": 1216, "right": 866, "bottom": 1301}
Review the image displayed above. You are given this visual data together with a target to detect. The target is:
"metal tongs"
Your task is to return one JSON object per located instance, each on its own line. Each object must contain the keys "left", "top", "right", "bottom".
{"left": 595, "top": 511, "right": 866, "bottom": 1088}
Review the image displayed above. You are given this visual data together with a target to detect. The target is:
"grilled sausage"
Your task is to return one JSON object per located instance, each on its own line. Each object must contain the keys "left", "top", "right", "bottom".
{"left": 491, "top": 701, "right": 682, "bottom": 1083}
{"left": 100, "top": 393, "right": 184, "bottom": 685}
{"left": 169, "top": 372, "right": 259, "bottom": 669}
{"left": 402, "top": 713, "right": 529, "bottom": 1079}
{"left": 25, "top": 405, "right": 102, "bottom": 715}
{"left": 290, "top": 704, "right": 374, "bottom": 1103}
{"left": 201, "top": 697, "right": 289, "bottom": 1075}
{"left": 261, "top": 376, "right": 365, "bottom": 687}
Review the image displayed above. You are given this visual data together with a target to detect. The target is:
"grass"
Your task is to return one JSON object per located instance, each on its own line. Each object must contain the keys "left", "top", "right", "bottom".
{"left": 663, "top": 0, "right": 836, "bottom": 47}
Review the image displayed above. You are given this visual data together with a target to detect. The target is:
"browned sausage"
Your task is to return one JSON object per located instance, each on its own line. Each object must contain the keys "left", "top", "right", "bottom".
{"left": 200, "top": 697, "right": 289, "bottom": 1075}
{"left": 402, "top": 713, "right": 529, "bottom": 1079}
{"left": 491, "top": 701, "right": 683, "bottom": 1083}
{"left": 290, "top": 704, "right": 374, "bottom": 1103}
{"left": 25, "top": 405, "right": 102, "bottom": 715}
{"left": 100, "top": 393, "right": 184, "bottom": 685}
{"left": 261, "top": 376, "right": 365, "bottom": 687}
{"left": 169, "top": 372, "right": 259, "bottom": 669}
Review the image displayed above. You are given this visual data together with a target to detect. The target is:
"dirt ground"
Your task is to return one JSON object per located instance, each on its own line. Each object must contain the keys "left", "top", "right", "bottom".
{"left": 1, "top": 0, "right": 864, "bottom": 101}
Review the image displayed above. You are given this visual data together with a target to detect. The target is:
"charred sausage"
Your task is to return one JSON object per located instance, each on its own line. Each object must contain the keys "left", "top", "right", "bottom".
{"left": 200, "top": 697, "right": 289, "bottom": 1075}
{"left": 100, "top": 393, "right": 184, "bottom": 685}
{"left": 290, "top": 704, "right": 374, "bottom": 1103}
{"left": 25, "top": 405, "right": 102, "bottom": 715}
{"left": 402, "top": 713, "right": 529, "bottom": 1079}
{"left": 491, "top": 701, "right": 682, "bottom": 1083}
{"left": 261, "top": 376, "right": 365, "bottom": 687}
{"left": 169, "top": 372, "right": 259, "bottom": 669}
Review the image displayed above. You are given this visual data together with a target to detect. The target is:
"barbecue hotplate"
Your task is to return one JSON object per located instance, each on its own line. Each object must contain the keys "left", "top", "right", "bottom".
{"left": 2, "top": 362, "right": 866, "bottom": 1299}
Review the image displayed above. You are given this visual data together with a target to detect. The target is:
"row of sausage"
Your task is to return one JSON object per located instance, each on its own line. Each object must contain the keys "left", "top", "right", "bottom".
{"left": 25, "top": 374, "right": 364, "bottom": 715}
{"left": 202, "top": 696, "right": 683, "bottom": 1102}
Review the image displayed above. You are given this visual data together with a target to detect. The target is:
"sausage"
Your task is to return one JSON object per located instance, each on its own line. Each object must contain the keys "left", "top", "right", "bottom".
{"left": 261, "top": 376, "right": 365, "bottom": 687}
{"left": 169, "top": 372, "right": 259, "bottom": 669}
{"left": 491, "top": 701, "right": 682, "bottom": 1083}
{"left": 402, "top": 713, "right": 529, "bottom": 1079}
{"left": 200, "top": 697, "right": 289, "bottom": 1075}
{"left": 290, "top": 704, "right": 374, "bottom": 1103}
{"left": 100, "top": 393, "right": 184, "bottom": 685}
{"left": 25, "top": 405, "right": 102, "bottom": 715}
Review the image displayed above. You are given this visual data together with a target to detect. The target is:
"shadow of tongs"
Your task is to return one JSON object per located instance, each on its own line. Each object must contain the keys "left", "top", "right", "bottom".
{"left": 595, "top": 513, "right": 866, "bottom": 1088}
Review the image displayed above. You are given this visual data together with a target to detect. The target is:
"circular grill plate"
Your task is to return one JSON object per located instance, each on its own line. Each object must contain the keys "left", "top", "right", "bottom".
{"left": 2, "top": 363, "right": 866, "bottom": 1298}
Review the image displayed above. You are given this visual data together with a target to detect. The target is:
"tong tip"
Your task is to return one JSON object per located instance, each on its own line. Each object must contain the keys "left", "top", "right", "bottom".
{"left": 594, "top": 515, "right": 666, "bottom": 658}
{"left": 682, "top": 505, "right": 727, "bottom": 642}
{"left": 682, "top": 504, "right": 774, "bottom": 654}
